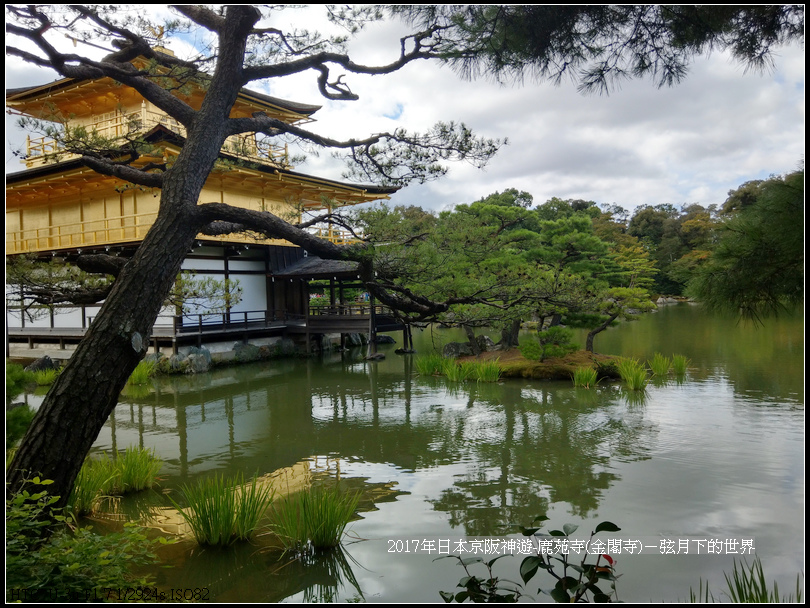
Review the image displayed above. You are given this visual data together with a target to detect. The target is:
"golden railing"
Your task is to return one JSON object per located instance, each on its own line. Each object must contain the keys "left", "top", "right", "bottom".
{"left": 308, "top": 227, "right": 362, "bottom": 246}
{"left": 6, "top": 212, "right": 158, "bottom": 254}
{"left": 23, "top": 105, "right": 291, "bottom": 168}
{"left": 7, "top": 213, "right": 361, "bottom": 254}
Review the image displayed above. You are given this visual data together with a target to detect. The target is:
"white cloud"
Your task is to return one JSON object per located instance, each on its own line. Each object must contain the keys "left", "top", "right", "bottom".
{"left": 6, "top": 6, "right": 805, "bottom": 216}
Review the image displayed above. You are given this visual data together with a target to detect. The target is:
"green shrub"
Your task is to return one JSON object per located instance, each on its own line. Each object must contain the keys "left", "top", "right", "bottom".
{"left": 6, "top": 361, "right": 34, "bottom": 405}
{"left": 6, "top": 479, "right": 161, "bottom": 603}
{"left": 572, "top": 366, "right": 598, "bottom": 388}
{"left": 441, "top": 359, "right": 465, "bottom": 382}
{"left": 171, "top": 472, "right": 273, "bottom": 546}
{"left": 67, "top": 455, "right": 119, "bottom": 517}
{"left": 270, "top": 485, "right": 361, "bottom": 553}
{"left": 520, "top": 326, "right": 578, "bottom": 362}
{"left": 518, "top": 337, "right": 542, "bottom": 361}
{"left": 6, "top": 405, "right": 36, "bottom": 449}
{"left": 438, "top": 359, "right": 501, "bottom": 383}
{"left": 66, "top": 447, "right": 163, "bottom": 517}
{"left": 594, "top": 360, "right": 620, "bottom": 380}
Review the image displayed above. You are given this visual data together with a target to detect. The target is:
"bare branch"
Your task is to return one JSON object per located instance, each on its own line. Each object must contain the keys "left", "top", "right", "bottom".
{"left": 79, "top": 156, "right": 165, "bottom": 188}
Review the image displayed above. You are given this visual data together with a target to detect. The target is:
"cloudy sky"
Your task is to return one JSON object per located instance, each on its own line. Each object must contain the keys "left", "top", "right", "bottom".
{"left": 6, "top": 6, "right": 805, "bottom": 216}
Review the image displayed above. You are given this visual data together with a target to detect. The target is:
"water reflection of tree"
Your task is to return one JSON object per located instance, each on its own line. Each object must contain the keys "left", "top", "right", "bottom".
{"left": 109, "top": 352, "right": 656, "bottom": 538}
{"left": 428, "top": 381, "right": 654, "bottom": 536}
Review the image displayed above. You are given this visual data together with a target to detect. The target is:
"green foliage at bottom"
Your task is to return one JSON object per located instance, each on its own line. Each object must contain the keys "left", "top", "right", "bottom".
{"left": 440, "top": 517, "right": 621, "bottom": 603}
{"left": 6, "top": 479, "right": 162, "bottom": 603}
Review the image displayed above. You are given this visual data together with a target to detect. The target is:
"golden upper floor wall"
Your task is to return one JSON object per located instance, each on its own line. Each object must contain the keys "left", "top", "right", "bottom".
{"left": 6, "top": 54, "right": 393, "bottom": 255}
{"left": 6, "top": 156, "right": 390, "bottom": 255}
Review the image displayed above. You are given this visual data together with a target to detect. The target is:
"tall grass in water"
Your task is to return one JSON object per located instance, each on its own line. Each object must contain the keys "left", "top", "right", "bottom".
{"left": 441, "top": 359, "right": 499, "bottom": 383}
{"left": 616, "top": 357, "right": 648, "bottom": 391}
{"left": 67, "top": 456, "right": 118, "bottom": 517}
{"left": 672, "top": 354, "right": 690, "bottom": 376}
{"left": 271, "top": 485, "right": 361, "bottom": 552}
{"left": 415, "top": 353, "right": 444, "bottom": 376}
{"left": 127, "top": 360, "right": 156, "bottom": 385}
{"left": 66, "top": 447, "right": 163, "bottom": 516}
{"left": 648, "top": 353, "right": 672, "bottom": 376}
{"left": 172, "top": 473, "right": 273, "bottom": 546}
{"left": 117, "top": 446, "right": 163, "bottom": 493}
{"left": 474, "top": 359, "right": 501, "bottom": 383}
{"left": 690, "top": 557, "right": 803, "bottom": 603}
{"left": 572, "top": 366, "right": 598, "bottom": 388}
{"left": 442, "top": 359, "right": 475, "bottom": 382}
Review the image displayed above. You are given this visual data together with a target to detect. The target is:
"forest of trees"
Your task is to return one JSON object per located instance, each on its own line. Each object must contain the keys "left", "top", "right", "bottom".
{"left": 353, "top": 164, "right": 804, "bottom": 351}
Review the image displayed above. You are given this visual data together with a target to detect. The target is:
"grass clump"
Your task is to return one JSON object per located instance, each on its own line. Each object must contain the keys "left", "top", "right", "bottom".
{"left": 171, "top": 472, "right": 273, "bottom": 546}
{"left": 117, "top": 446, "right": 163, "bottom": 493}
{"left": 616, "top": 357, "right": 648, "bottom": 391}
{"left": 648, "top": 353, "right": 672, "bottom": 376}
{"left": 442, "top": 359, "right": 474, "bottom": 382}
{"left": 66, "top": 447, "right": 163, "bottom": 517}
{"left": 415, "top": 353, "right": 444, "bottom": 376}
{"left": 572, "top": 366, "right": 598, "bottom": 388}
{"left": 690, "top": 557, "right": 803, "bottom": 603}
{"left": 440, "top": 359, "right": 501, "bottom": 383}
{"left": 474, "top": 359, "right": 501, "bottom": 383}
{"left": 672, "top": 354, "right": 690, "bottom": 376}
{"left": 127, "top": 360, "right": 156, "bottom": 385}
{"left": 270, "top": 485, "right": 361, "bottom": 553}
{"left": 67, "top": 456, "right": 118, "bottom": 517}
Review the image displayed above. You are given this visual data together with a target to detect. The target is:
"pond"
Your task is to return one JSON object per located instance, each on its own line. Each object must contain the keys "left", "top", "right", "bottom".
{"left": 90, "top": 303, "right": 803, "bottom": 602}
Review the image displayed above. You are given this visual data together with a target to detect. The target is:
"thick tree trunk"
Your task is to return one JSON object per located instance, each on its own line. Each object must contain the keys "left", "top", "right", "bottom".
{"left": 499, "top": 318, "right": 521, "bottom": 349}
{"left": 6, "top": 6, "right": 263, "bottom": 507}
{"left": 6, "top": 206, "right": 200, "bottom": 504}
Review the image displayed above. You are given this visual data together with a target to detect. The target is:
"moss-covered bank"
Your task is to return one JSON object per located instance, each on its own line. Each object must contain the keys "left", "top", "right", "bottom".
{"left": 458, "top": 349, "right": 620, "bottom": 381}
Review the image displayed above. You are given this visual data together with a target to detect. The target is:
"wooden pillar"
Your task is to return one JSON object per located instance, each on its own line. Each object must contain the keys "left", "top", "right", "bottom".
{"left": 369, "top": 293, "right": 377, "bottom": 355}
